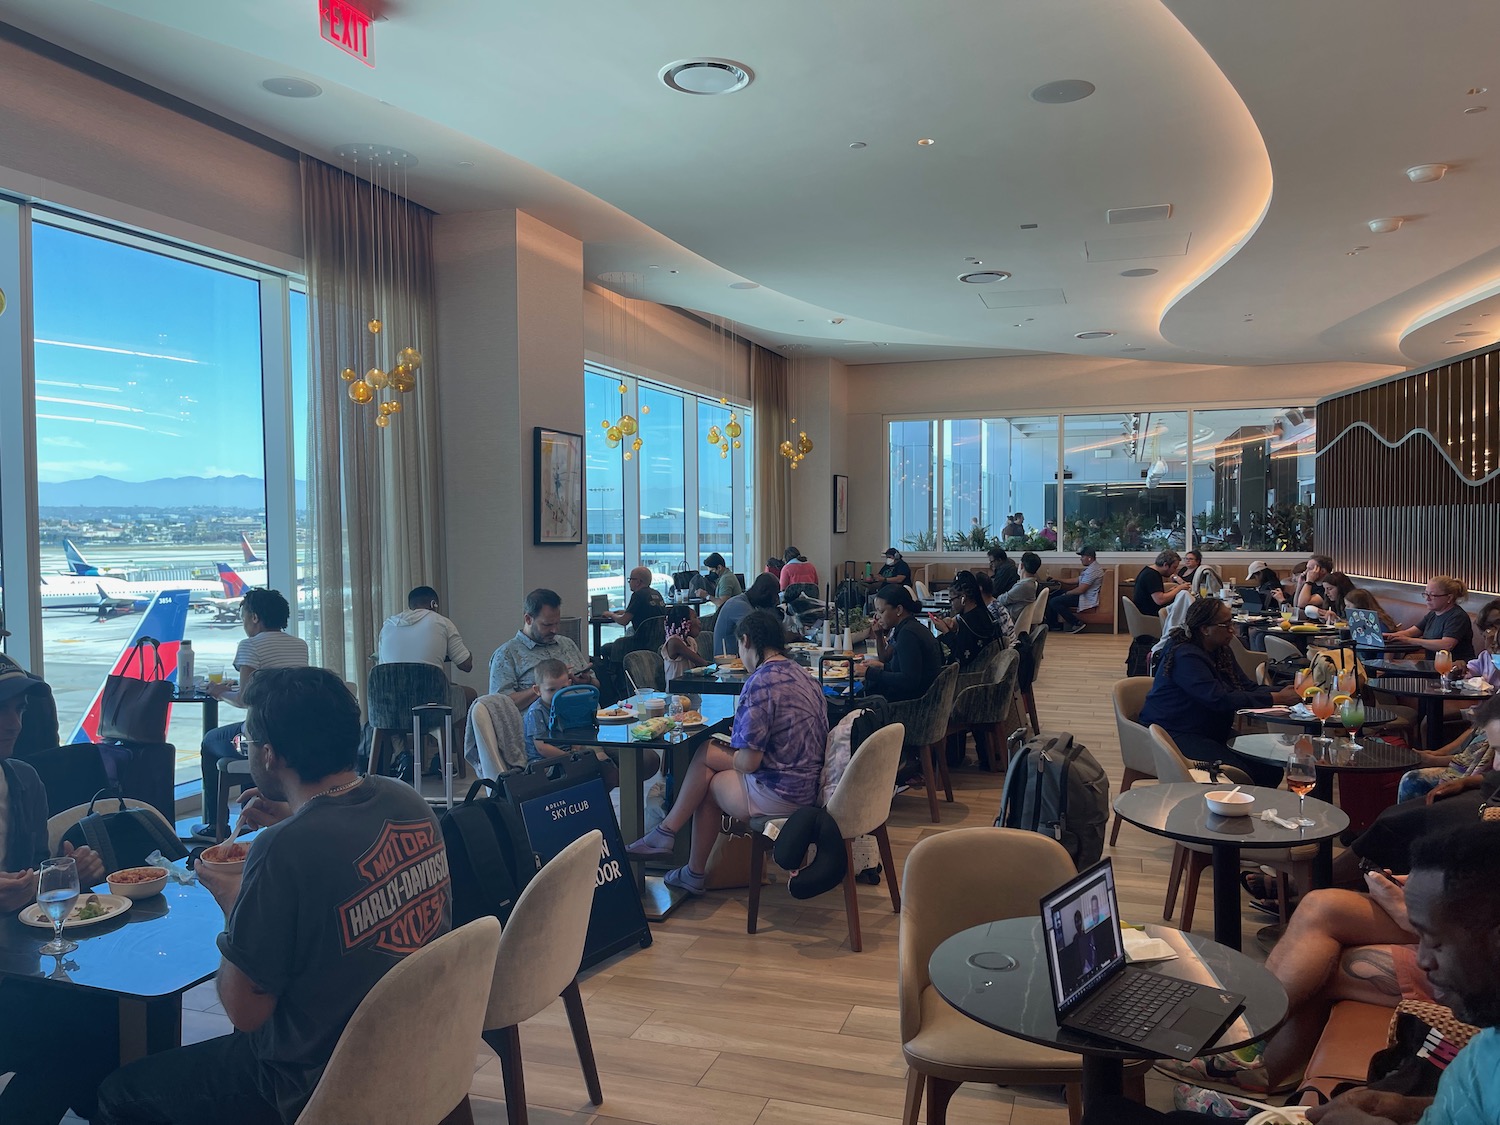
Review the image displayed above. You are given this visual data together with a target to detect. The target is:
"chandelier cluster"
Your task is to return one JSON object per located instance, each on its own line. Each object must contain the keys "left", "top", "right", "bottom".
{"left": 706, "top": 401, "right": 743, "bottom": 460}
{"left": 602, "top": 381, "right": 644, "bottom": 461}
{"left": 341, "top": 328, "right": 421, "bottom": 428}
{"left": 780, "top": 417, "right": 814, "bottom": 470}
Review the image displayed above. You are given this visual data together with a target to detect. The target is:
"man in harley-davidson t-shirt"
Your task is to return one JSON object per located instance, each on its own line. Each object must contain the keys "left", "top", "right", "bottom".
{"left": 97, "top": 667, "right": 451, "bottom": 1125}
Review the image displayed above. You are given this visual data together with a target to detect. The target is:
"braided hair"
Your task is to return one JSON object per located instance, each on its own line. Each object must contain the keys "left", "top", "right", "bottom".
{"left": 1161, "top": 598, "right": 1241, "bottom": 682}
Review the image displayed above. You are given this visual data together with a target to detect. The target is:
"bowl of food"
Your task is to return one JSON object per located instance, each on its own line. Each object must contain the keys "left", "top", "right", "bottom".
{"left": 106, "top": 866, "right": 169, "bottom": 899}
{"left": 197, "top": 839, "right": 251, "bottom": 875}
{"left": 1205, "top": 790, "right": 1256, "bottom": 817}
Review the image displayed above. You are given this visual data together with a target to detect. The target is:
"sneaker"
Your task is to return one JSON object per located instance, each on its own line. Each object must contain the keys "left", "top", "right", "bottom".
{"left": 626, "top": 825, "right": 677, "bottom": 859}
{"left": 189, "top": 822, "right": 224, "bottom": 842}
{"left": 663, "top": 865, "right": 706, "bottom": 896}
{"left": 1156, "top": 1043, "right": 1285, "bottom": 1096}
{"left": 1067, "top": 622, "right": 1089, "bottom": 634}
{"left": 1171, "top": 1083, "right": 1260, "bottom": 1119}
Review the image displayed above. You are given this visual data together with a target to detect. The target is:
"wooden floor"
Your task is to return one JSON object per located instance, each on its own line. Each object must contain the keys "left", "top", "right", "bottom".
{"left": 139, "top": 634, "right": 1271, "bottom": 1124}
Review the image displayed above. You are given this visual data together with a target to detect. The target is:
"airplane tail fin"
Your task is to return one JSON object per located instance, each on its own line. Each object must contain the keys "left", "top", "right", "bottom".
{"left": 239, "top": 533, "right": 263, "bottom": 564}
{"left": 69, "top": 588, "right": 192, "bottom": 744}
{"left": 216, "top": 562, "right": 249, "bottom": 598}
{"left": 64, "top": 538, "right": 100, "bottom": 576}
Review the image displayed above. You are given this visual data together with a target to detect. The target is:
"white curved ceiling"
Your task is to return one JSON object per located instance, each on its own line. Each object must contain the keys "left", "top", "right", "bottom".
{"left": 0, "top": 0, "right": 1494, "bottom": 369}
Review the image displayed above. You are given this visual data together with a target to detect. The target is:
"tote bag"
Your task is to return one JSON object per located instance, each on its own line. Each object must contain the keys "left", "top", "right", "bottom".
{"left": 99, "top": 639, "right": 174, "bottom": 744}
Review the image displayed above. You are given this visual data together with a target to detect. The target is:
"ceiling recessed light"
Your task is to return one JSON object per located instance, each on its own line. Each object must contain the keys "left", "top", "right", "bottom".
{"left": 1467, "top": 87, "right": 1488, "bottom": 96}
{"left": 1367, "top": 217, "right": 1404, "bottom": 234}
{"left": 1444, "top": 339, "right": 1465, "bottom": 345}
{"left": 668, "top": 269, "right": 679, "bottom": 274}
{"left": 729, "top": 281, "right": 759, "bottom": 290}
{"left": 1464, "top": 105, "right": 1488, "bottom": 114}
{"left": 849, "top": 141, "right": 867, "bottom": 149}
{"left": 1121, "top": 346, "right": 1146, "bottom": 352}
{"left": 647, "top": 264, "right": 660, "bottom": 269}
{"left": 1456, "top": 331, "right": 1485, "bottom": 337}
{"left": 658, "top": 58, "right": 753, "bottom": 96}
{"left": 958, "top": 270, "right": 1012, "bottom": 284}
{"left": 1406, "top": 163, "right": 1450, "bottom": 183}
{"left": 917, "top": 138, "right": 936, "bottom": 146}
{"left": 1119, "top": 268, "right": 1158, "bottom": 277}
{"left": 261, "top": 76, "right": 322, "bottom": 98}
{"left": 1075, "top": 330, "right": 1114, "bottom": 340}
{"left": 456, "top": 160, "right": 475, "bottom": 169}
{"left": 1030, "top": 79, "right": 1096, "bottom": 104}
{"left": 1020, "top": 223, "right": 1039, "bottom": 230}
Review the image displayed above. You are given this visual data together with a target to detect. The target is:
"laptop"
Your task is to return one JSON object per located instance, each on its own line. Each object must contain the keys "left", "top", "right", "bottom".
{"left": 1345, "top": 607, "right": 1418, "bottom": 652}
{"left": 1233, "top": 586, "right": 1265, "bottom": 614}
{"left": 1040, "top": 859, "right": 1245, "bottom": 1060}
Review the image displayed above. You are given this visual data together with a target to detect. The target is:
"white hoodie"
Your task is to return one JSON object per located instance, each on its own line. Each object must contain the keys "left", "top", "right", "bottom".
{"left": 376, "top": 608, "right": 471, "bottom": 669}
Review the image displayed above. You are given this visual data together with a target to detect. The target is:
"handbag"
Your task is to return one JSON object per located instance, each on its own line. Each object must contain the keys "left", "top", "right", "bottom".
{"left": 98, "top": 638, "right": 174, "bottom": 744}
{"left": 62, "top": 788, "right": 188, "bottom": 874}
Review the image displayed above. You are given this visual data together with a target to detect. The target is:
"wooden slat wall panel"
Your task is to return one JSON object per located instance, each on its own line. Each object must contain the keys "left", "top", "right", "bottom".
{"left": 1317, "top": 346, "right": 1500, "bottom": 593}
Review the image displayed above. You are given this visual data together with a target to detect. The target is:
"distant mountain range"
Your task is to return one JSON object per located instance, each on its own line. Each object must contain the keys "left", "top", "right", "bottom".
{"left": 39, "top": 475, "right": 307, "bottom": 510}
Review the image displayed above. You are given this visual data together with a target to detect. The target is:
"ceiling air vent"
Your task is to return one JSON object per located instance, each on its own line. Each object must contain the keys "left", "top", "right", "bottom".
{"left": 1107, "top": 204, "right": 1173, "bottom": 225}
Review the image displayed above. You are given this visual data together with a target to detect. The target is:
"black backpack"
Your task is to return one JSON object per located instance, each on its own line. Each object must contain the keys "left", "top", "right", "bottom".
{"left": 996, "top": 731, "right": 1110, "bottom": 869}
{"left": 63, "top": 788, "right": 188, "bottom": 874}
{"left": 1126, "top": 635, "right": 1155, "bottom": 678}
{"left": 439, "top": 778, "right": 537, "bottom": 927}
{"left": 834, "top": 579, "right": 865, "bottom": 611}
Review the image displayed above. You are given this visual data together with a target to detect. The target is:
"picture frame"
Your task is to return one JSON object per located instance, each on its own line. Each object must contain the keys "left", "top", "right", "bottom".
{"left": 833, "top": 473, "right": 849, "bottom": 534}
{"left": 534, "top": 427, "right": 584, "bottom": 545}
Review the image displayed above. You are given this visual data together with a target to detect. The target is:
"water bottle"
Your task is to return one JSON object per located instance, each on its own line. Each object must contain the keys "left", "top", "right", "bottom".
{"left": 178, "top": 640, "right": 195, "bottom": 690}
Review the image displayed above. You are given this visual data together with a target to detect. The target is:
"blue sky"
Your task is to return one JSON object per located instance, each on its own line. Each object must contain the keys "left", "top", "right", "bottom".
{"left": 31, "top": 222, "right": 283, "bottom": 484}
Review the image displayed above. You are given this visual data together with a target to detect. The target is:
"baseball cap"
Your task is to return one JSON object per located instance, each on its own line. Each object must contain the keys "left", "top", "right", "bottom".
{"left": 1078, "top": 545, "right": 1097, "bottom": 559}
{"left": 0, "top": 654, "right": 45, "bottom": 707}
{"left": 884, "top": 547, "right": 900, "bottom": 558}
{"left": 1245, "top": 560, "right": 1270, "bottom": 580}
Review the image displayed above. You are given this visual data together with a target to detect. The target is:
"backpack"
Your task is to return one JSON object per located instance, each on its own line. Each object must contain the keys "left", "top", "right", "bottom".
{"left": 62, "top": 788, "right": 188, "bottom": 874}
{"left": 1307, "top": 647, "right": 1367, "bottom": 694}
{"left": 1015, "top": 630, "right": 1038, "bottom": 688}
{"left": 834, "top": 579, "right": 865, "bottom": 611}
{"left": 1126, "top": 634, "right": 1155, "bottom": 678}
{"left": 548, "top": 684, "right": 600, "bottom": 737}
{"left": 439, "top": 777, "right": 537, "bottom": 927}
{"left": 997, "top": 731, "right": 1110, "bottom": 869}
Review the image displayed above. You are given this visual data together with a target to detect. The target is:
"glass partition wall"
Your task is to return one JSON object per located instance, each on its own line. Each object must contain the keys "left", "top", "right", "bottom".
{"left": 893, "top": 407, "right": 1315, "bottom": 554}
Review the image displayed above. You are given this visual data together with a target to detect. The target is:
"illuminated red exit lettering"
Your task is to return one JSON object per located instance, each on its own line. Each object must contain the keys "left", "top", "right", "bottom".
{"left": 319, "top": 0, "right": 374, "bottom": 67}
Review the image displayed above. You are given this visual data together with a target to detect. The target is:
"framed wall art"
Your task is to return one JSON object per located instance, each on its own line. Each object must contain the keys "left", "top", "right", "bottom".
{"left": 534, "top": 427, "right": 584, "bottom": 545}
{"left": 833, "top": 473, "right": 849, "bottom": 534}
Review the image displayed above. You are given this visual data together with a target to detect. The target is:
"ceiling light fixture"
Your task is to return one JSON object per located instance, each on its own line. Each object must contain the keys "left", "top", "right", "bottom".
{"left": 1367, "top": 217, "right": 1404, "bottom": 234}
{"left": 1456, "top": 331, "right": 1485, "bottom": 337}
{"left": 1467, "top": 87, "right": 1488, "bottom": 96}
{"left": 1406, "top": 163, "right": 1450, "bottom": 183}
{"left": 456, "top": 160, "right": 475, "bottom": 168}
{"left": 728, "top": 281, "right": 759, "bottom": 289}
{"left": 1075, "top": 330, "right": 1114, "bottom": 340}
{"left": 658, "top": 58, "right": 753, "bottom": 95}
{"left": 261, "top": 76, "right": 322, "bottom": 98}
{"left": 1020, "top": 223, "right": 1039, "bottom": 230}
{"left": 917, "top": 138, "right": 936, "bottom": 146}
{"left": 849, "top": 141, "right": 867, "bottom": 149}
{"left": 1030, "top": 79, "right": 1096, "bottom": 104}
{"left": 1463, "top": 105, "right": 1488, "bottom": 114}
{"left": 959, "top": 270, "right": 1012, "bottom": 284}
{"left": 1120, "top": 268, "right": 1158, "bottom": 277}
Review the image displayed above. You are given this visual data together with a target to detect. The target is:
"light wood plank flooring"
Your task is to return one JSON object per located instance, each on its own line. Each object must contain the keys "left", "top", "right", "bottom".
{"left": 100, "top": 633, "right": 1273, "bottom": 1124}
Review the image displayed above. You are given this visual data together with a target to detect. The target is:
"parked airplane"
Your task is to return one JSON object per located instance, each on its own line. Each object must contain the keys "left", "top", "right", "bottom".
{"left": 239, "top": 534, "right": 263, "bottom": 564}
{"left": 69, "top": 587, "right": 192, "bottom": 744}
{"left": 61, "top": 540, "right": 222, "bottom": 602}
{"left": 195, "top": 563, "right": 250, "bottom": 622}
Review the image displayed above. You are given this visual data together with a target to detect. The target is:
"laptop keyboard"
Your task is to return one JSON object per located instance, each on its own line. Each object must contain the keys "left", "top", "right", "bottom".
{"left": 1076, "top": 973, "right": 1199, "bottom": 1040}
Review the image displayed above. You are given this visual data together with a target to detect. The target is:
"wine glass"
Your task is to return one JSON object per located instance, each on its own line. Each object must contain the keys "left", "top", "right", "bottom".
{"left": 1339, "top": 698, "right": 1366, "bottom": 752}
{"left": 1310, "top": 690, "right": 1337, "bottom": 747}
{"left": 1434, "top": 650, "right": 1454, "bottom": 693}
{"left": 1285, "top": 748, "right": 1318, "bottom": 827}
{"left": 36, "top": 856, "right": 80, "bottom": 956}
{"left": 1280, "top": 604, "right": 1296, "bottom": 630}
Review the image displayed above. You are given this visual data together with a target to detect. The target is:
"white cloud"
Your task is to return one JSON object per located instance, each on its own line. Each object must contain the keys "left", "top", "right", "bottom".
{"left": 41, "top": 436, "right": 87, "bottom": 449}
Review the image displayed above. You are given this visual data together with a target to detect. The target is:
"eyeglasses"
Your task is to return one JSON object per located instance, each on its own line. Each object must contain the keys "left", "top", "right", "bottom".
{"left": 232, "top": 734, "right": 263, "bottom": 754}
{"left": 1204, "top": 620, "right": 1234, "bottom": 632}
{"left": 1424, "top": 592, "right": 1451, "bottom": 601}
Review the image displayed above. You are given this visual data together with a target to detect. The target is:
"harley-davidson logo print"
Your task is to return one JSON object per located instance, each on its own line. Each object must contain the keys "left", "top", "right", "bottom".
{"left": 338, "top": 820, "right": 450, "bottom": 956}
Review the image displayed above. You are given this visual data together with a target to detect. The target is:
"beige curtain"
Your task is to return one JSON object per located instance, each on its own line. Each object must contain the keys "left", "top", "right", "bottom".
{"left": 752, "top": 345, "right": 792, "bottom": 565}
{"left": 300, "top": 155, "right": 445, "bottom": 690}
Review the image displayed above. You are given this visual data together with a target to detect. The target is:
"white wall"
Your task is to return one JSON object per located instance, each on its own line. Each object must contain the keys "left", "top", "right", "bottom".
{"left": 785, "top": 357, "right": 850, "bottom": 587}
{"left": 434, "top": 209, "right": 586, "bottom": 684}
{"left": 0, "top": 32, "right": 302, "bottom": 270}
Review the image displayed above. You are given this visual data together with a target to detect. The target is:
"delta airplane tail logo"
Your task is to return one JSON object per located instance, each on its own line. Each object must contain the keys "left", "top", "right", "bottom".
{"left": 338, "top": 820, "right": 450, "bottom": 956}
{"left": 216, "top": 563, "right": 249, "bottom": 599}
{"left": 69, "top": 588, "right": 192, "bottom": 744}
{"left": 239, "top": 534, "right": 263, "bottom": 564}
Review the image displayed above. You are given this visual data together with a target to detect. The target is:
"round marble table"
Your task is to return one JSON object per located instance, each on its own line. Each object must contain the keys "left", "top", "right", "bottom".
{"left": 1230, "top": 732, "right": 1420, "bottom": 804}
{"left": 1113, "top": 783, "right": 1348, "bottom": 950}
{"left": 1363, "top": 675, "right": 1496, "bottom": 749}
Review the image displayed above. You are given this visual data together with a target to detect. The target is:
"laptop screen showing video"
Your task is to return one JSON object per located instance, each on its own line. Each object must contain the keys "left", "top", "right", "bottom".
{"left": 1041, "top": 859, "right": 1125, "bottom": 1013}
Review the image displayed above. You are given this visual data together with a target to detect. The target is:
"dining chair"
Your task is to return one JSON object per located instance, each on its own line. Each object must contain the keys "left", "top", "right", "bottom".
{"left": 1147, "top": 725, "right": 1313, "bottom": 928}
{"left": 623, "top": 648, "right": 665, "bottom": 693}
{"left": 294, "top": 917, "right": 501, "bottom": 1125}
{"left": 887, "top": 664, "right": 961, "bottom": 822}
{"left": 899, "top": 827, "right": 1150, "bottom": 1125}
{"left": 469, "top": 693, "right": 526, "bottom": 780}
{"left": 1108, "top": 677, "right": 1162, "bottom": 846}
{"left": 745, "top": 723, "right": 905, "bottom": 951}
{"left": 366, "top": 662, "right": 453, "bottom": 777}
{"left": 1018, "top": 623, "right": 1049, "bottom": 734}
{"left": 1120, "top": 597, "right": 1163, "bottom": 640}
{"left": 480, "top": 830, "right": 605, "bottom": 1125}
{"left": 1230, "top": 635, "right": 1267, "bottom": 681}
{"left": 1263, "top": 636, "right": 1303, "bottom": 665}
{"left": 46, "top": 798, "right": 177, "bottom": 855}
{"left": 947, "top": 647, "right": 1020, "bottom": 772}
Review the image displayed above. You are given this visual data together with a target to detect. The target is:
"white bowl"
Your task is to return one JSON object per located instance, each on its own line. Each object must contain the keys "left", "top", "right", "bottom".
{"left": 1205, "top": 790, "right": 1256, "bottom": 817}
{"left": 198, "top": 840, "right": 251, "bottom": 875}
{"left": 106, "top": 866, "right": 169, "bottom": 899}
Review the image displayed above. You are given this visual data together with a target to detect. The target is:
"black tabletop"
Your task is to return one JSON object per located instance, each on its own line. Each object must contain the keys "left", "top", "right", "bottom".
{"left": 929, "top": 919, "right": 1286, "bottom": 1061}
{"left": 1230, "top": 732, "right": 1420, "bottom": 774}
{"left": 0, "top": 882, "right": 222, "bottom": 999}
{"left": 1113, "top": 783, "right": 1348, "bottom": 849}
{"left": 1253, "top": 703, "right": 1399, "bottom": 731}
{"left": 1365, "top": 676, "right": 1496, "bottom": 702}
{"left": 557, "top": 693, "right": 739, "bottom": 749}
{"left": 1364, "top": 659, "right": 1439, "bottom": 679}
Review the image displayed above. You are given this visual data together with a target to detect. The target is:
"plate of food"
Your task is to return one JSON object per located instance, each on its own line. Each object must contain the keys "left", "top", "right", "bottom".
{"left": 19, "top": 892, "right": 132, "bottom": 930}
{"left": 596, "top": 707, "right": 634, "bottom": 722}
{"left": 678, "top": 710, "right": 705, "bottom": 728}
{"left": 716, "top": 659, "right": 746, "bottom": 674}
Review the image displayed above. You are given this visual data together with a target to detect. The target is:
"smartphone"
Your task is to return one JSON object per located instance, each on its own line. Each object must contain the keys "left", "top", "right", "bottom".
{"left": 1359, "top": 859, "right": 1400, "bottom": 885}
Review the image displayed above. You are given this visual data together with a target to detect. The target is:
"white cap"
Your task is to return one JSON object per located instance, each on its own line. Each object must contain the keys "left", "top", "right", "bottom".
{"left": 1245, "top": 560, "right": 1270, "bottom": 580}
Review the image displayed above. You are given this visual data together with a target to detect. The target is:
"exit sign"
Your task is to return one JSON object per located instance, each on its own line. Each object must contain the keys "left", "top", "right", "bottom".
{"left": 320, "top": 0, "right": 373, "bottom": 67}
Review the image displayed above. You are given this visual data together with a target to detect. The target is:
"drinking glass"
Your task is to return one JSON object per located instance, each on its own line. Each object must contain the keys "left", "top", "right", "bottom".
{"left": 36, "top": 856, "right": 80, "bottom": 956}
{"left": 1340, "top": 699, "right": 1366, "bottom": 752}
{"left": 1285, "top": 749, "right": 1318, "bottom": 827}
{"left": 1434, "top": 650, "right": 1454, "bottom": 692}
{"left": 1310, "top": 690, "right": 1337, "bottom": 747}
{"left": 1280, "top": 606, "right": 1295, "bottom": 630}
{"left": 1293, "top": 668, "right": 1312, "bottom": 697}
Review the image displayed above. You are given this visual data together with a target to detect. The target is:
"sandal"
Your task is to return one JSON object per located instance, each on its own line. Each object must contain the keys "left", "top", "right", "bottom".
{"left": 1239, "top": 871, "right": 1278, "bottom": 900}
